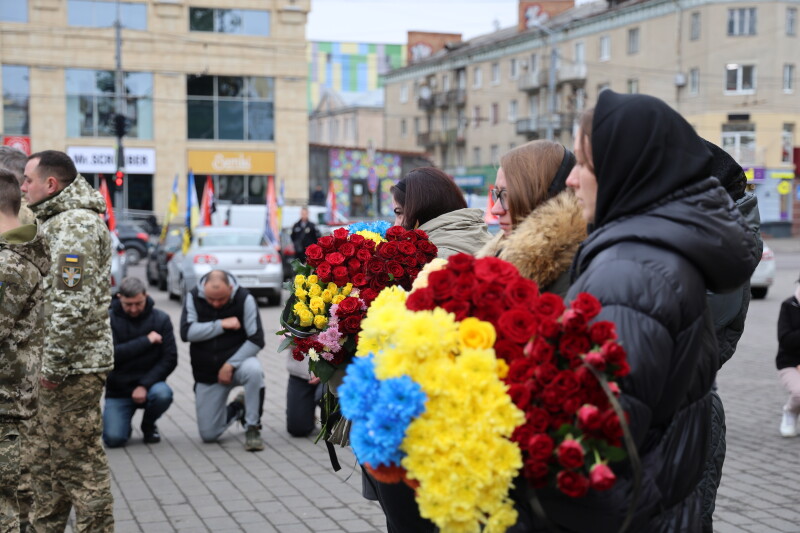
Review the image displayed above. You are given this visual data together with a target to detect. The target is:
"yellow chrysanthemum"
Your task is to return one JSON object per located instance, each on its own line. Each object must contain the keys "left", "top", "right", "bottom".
{"left": 297, "top": 309, "right": 314, "bottom": 327}
{"left": 294, "top": 274, "right": 306, "bottom": 287}
{"left": 458, "top": 318, "right": 496, "bottom": 350}
{"left": 294, "top": 287, "right": 308, "bottom": 302}
{"left": 309, "top": 296, "right": 325, "bottom": 315}
{"left": 321, "top": 289, "right": 334, "bottom": 303}
{"left": 308, "top": 284, "right": 322, "bottom": 297}
{"left": 313, "top": 314, "right": 328, "bottom": 329}
{"left": 332, "top": 294, "right": 346, "bottom": 305}
{"left": 356, "top": 230, "right": 386, "bottom": 246}
{"left": 410, "top": 258, "right": 448, "bottom": 291}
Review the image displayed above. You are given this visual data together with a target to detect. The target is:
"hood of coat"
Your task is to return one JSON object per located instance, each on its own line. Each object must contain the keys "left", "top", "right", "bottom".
{"left": 591, "top": 91, "right": 713, "bottom": 229}
{"left": 30, "top": 174, "right": 107, "bottom": 221}
{"left": 573, "top": 178, "right": 760, "bottom": 294}
{"left": 418, "top": 207, "right": 492, "bottom": 257}
{"left": 478, "top": 190, "right": 586, "bottom": 289}
{"left": 0, "top": 223, "right": 50, "bottom": 276}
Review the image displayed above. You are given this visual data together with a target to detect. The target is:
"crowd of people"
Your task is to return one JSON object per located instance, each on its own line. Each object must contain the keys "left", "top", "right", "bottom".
{"left": 0, "top": 89, "right": 781, "bottom": 533}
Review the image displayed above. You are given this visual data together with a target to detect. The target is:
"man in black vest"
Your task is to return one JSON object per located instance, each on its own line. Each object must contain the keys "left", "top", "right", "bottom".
{"left": 180, "top": 270, "right": 266, "bottom": 451}
{"left": 290, "top": 206, "right": 320, "bottom": 263}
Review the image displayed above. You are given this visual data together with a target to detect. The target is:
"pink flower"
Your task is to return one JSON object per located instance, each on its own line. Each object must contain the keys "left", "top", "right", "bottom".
{"left": 589, "top": 463, "right": 617, "bottom": 491}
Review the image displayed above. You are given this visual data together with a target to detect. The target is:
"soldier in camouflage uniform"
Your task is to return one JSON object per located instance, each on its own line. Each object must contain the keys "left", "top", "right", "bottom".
{"left": 0, "top": 170, "right": 49, "bottom": 532}
{"left": 21, "top": 150, "right": 114, "bottom": 532}
{"left": 0, "top": 146, "right": 36, "bottom": 226}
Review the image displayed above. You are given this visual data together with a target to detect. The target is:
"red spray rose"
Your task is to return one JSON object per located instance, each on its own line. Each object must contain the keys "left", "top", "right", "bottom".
{"left": 385, "top": 225, "right": 405, "bottom": 240}
{"left": 316, "top": 262, "right": 332, "bottom": 282}
{"left": 497, "top": 309, "right": 538, "bottom": 344}
{"left": 556, "top": 471, "right": 590, "bottom": 498}
{"left": 600, "top": 341, "right": 627, "bottom": 365}
{"left": 589, "top": 463, "right": 617, "bottom": 491}
{"left": 304, "top": 244, "right": 324, "bottom": 265}
{"left": 356, "top": 248, "right": 373, "bottom": 262}
{"left": 584, "top": 351, "right": 607, "bottom": 371}
{"left": 406, "top": 288, "right": 436, "bottom": 311}
{"left": 338, "top": 242, "right": 356, "bottom": 257}
{"left": 332, "top": 227, "right": 349, "bottom": 243}
{"left": 535, "top": 293, "right": 566, "bottom": 320}
{"left": 526, "top": 434, "right": 555, "bottom": 461}
{"left": 317, "top": 236, "right": 335, "bottom": 250}
{"left": 386, "top": 261, "right": 405, "bottom": 279}
{"left": 589, "top": 321, "right": 617, "bottom": 345}
{"left": 571, "top": 292, "right": 602, "bottom": 320}
{"left": 336, "top": 297, "right": 361, "bottom": 316}
{"left": 447, "top": 253, "right": 475, "bottom": 273}
{"left": 561, "top": 309, "right": 588, "bottom": 334}
{"left": 557, "top": 439, "right": 585, "bottom": 470}
{"left": 576, "top": 405, "right": 603, "bottom": 432}
{"left": 441, "top": 299, "right": 472, "bottom": 321}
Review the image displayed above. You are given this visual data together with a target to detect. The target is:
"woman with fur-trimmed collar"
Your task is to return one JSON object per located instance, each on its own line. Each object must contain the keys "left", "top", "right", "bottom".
{"left": 477, "top": 140, "right": 585, "bottom": 298}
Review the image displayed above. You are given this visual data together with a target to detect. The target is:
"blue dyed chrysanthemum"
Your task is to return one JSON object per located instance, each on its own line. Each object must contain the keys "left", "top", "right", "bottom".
{"left": 338, "top": 355, "right": 380, "bottom": 421}
{"left": 346, "top": 220, "right": 393, "bottom": 237}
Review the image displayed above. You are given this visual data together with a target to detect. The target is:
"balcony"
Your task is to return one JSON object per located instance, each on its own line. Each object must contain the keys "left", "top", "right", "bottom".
{"left": 447, "top": 89, "right": 467, "bottom": 106}
{"left": 434, "top": 92, "right": 449, "bottom": 108}
{"left": 515, "top": 115, "right": 563, "bottom": 137}
{"left": 516, "top": 117, "right": 539, "bottom": 136}
{"left": 446, "top": 127, "right": 466, "bottom": 145}
{"left": 558, "top": 63, "right": 588, "bottom": 84}
{"left": 417, "top": 132, "right": 434, "bottom": 148}
{"left": 518, "top": 70, "right": 546, "bottom": 92}
{"left": 417, "top": 96, "right": 435, "bottom": 112}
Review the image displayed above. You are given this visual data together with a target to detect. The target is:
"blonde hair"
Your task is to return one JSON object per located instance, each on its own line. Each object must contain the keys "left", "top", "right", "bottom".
{"left": 500, "top": 140, "right": 565, "bottom": 227}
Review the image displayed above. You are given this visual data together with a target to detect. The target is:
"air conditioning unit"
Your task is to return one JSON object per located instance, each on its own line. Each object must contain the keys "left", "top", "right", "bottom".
{"left": 674, "top": 73, "right": 687, "bottom": 87}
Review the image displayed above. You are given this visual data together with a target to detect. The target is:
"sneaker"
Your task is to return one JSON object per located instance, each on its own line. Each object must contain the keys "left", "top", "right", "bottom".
{"left": 142, "top": 424, "right": 161, "bottom": 444}
{"left": 245, "top": 425, "right": 264, "bottom": 452}
{"left": 780, "top": 407, "right": 798, "bottom": 437}
{"left": 226, "top": 391, "right": 246, "bottom": 427}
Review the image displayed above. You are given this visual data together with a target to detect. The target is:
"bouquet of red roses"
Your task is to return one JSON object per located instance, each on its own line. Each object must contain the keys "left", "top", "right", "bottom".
{"left": 279, "top": 224, "right": 438, "bottom": 383}
{"left": 506, "top": 292, "right": 632, "bottom": 498}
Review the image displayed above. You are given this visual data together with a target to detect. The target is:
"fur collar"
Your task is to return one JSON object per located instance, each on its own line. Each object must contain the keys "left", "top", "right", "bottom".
{"left": 477, "top": 190, "right": 587, "bottom": 289}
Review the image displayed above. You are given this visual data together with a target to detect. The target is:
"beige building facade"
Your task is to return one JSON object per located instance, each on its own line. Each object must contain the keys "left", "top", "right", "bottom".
{"left": 309, "top": 89, "right": 385, "bottom": 149}
{"left": 384, "top": 0, "right": 800, "bottom": 234}
{"left": 0, "top": 0, "right": 310, "bottom": 219}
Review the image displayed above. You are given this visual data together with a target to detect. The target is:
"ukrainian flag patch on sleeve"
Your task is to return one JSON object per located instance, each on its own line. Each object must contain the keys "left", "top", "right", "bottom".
{"left": 57, "top": 253, "right": 84, "bottom": 291}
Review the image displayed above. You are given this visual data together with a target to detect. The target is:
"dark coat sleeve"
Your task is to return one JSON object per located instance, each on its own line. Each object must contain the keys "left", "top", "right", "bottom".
{"left": 111, "top": 315, "right": 153, "bottom": 364}
{"left": 139, "top": 311, "right": 178, "bottom": 389}
{"left": 778, "top": 300, "right": 800, "bottom": 350}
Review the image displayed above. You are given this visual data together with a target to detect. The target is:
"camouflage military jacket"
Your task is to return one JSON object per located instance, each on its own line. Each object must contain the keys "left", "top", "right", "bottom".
{"left": 30, "top": 175, "right": 114, "bottom": 381}
{"left": 0, "top": 224, "right": 49, "bottom": 419}
{"left": 18, "top": 201, "right": 35, "bottom": 226}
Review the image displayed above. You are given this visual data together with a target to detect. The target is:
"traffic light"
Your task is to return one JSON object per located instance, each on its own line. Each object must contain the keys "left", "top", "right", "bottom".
{"left": 114, "top": 114, "right": 128, "bottom": 138}
{"left": 114, "top": 170, "right": 124, "bottom": 188}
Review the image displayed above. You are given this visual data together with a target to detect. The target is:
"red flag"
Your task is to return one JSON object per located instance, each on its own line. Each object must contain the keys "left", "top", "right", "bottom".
{"left": 326, "top": 181, "right": 337, "bottom": 223}
{"left": 485, "top": 185, "right": 499, "bottom": 224}
{"left": 199, "top": 175, "right": 216, "bottom": 226}
{"left": 99, "top": 178, "right": 116, "bottom": 231}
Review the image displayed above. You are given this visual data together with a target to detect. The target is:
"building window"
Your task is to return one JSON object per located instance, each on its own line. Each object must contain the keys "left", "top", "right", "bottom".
{"left": 490, "top": 144, "right": 499, "bottom": 165}
{"left": 721, "top": 123, "right": 756, "bottom": 165}
{"left": 400, "top": 84, "right": 408, "bottom": 103}
{"left": 575, "top": 88, "right": 586, "bottom": 112}
{"left": 529, "top": 93, "right": 539, "bottom": 118}
{"left": 457, "top": 69, "right": 466, "bottom": 89}
{"left": 690, "top": 12, "right": 701, "bottom": 40}
{"left": 727, "top": 8, "right": 756, "bottom": 36}
{"left": 0, "top": 1, "right": 27, "bottom": 22}
{"left": 574, "top": 41, "right": 585, "bottom": 64}
{"left": 66, "top": 69, "right": 153, "bottom": 139}
{"left": 725, "top": 64, "right": 755, "bottom": 94}
{"left": 401, "top": 119, "right": 407, "bottom": 138}
{"left": 689, "top": 68, "right": 700, "bottom": 95}
{"left": 491, "top": 63, "right": 500, "bottom": 85}
{"left": 473, "top": 67, "right": 482, "bottom": 89}
{"left": 491, "top": 103, "right": 499, "bottom": 125}
{"left": 788, "top": 8, "right": 797, "bottom": 36}
{"left": 189, "top": 7, "right": 270, "bottom": 36}
{"left": 214, "top": 175, "right": 268, "bottom": 205}
{"left": 627, "top": 79, "right": 639, "bottom": 94}
{"left": 627, "top": 28, "right": 640, "bottom": 54}
{"left": 68, "top": 1, "right": 147, "bottom": 29}
{"left": 187, "top": 75, "right": 274, "bottom": 141}
{"left": 530, "top": 53, "right": 539, "bottom": 73}
{"left": 472, "top": 147, "right": 481, "bottom": 166}
{"left": 783, "top": 124, "right": 795, "bottom": 163}
{"left": 473, "top": 105, "right": 480, "bottom": 128}
{"left": 414, "top": 117, "right": 420, "bottom": 134}
{"left": 508, "top": 100, "right": 518, "bottom": 122}
{"left": 785, "top": 64, "right": 795, "bottom": 93}
{"left": 441, "top": 112, "right": 448, "bottom": 132}
{"left": 510, "top": 58, "right": 519, "bottom": 79}
{"left": 442, "top": 74, "right": 450, "bottom": 91}
{"left": 599, "top": 36, "right": 610, "bottom": 61}
{"left": 456, "top": 147, "right": 465, "bottom": 168}
{"left": 2, "top": 65, "right": 29, "bottom": 135}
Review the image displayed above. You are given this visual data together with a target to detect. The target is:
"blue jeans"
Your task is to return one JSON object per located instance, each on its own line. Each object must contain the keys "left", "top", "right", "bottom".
{"left": 103, "top": 382, "right": 173, "bottom": 447}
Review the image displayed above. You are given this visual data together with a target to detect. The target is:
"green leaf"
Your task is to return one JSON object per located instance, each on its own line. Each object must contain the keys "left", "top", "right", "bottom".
{"left": 313, "top": 360, "right": 337, "bottom": 383}
{"left": 555, "top": 424, "right": 578, "bottom": 438}
{"left": 291, "top": 259, "right": 312, "bottom": 276}
{"left": 277, "top": 336, "right": 293, "bottom": 353}
{"left": 604, "top": 446, "right": 628, "bottom": 462}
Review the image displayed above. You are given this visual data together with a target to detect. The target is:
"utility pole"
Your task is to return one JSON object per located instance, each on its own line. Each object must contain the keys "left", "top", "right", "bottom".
{"left": 114, "top": 0, "right": 127, "bottom": 219}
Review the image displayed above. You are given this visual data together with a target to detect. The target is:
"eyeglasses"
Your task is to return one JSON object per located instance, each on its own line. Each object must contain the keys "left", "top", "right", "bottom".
{"left": 491, "top": 187, "right": 508, "bottom": 210}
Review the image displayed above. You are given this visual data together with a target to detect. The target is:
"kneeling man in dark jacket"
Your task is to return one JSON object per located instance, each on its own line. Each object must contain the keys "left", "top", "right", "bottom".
{"left": 104, "top": 277, "right": 178, "bottom": 447}
{"left": 180, "top": 270, "right": 266, "bottom": 451}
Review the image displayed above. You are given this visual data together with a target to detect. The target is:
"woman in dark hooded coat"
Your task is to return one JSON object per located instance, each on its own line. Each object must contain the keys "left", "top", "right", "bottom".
{"left": 531, "top": 91, "right": 760, "bottom": 532}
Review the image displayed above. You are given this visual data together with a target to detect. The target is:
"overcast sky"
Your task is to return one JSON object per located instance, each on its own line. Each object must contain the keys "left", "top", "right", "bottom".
{"left": 306, "top": 0, "right": 520, "bottom": 43}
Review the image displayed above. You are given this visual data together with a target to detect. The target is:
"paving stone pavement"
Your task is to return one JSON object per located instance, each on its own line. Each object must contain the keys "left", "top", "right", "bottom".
{"left": 63, "top": 244, "right": 800, "bottom": 532}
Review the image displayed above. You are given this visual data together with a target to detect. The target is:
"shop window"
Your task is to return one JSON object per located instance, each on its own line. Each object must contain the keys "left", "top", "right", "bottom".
{"left": 66, "top": 69, "right": 153, "bottom": 139}
{"left": 782, "top": 124, "right": 794, "bottom": 164}
{"left": 189, "top": 7, "right": 270, "bottom": 36}
{"left": 68, "top": 1, "right": 147, "bottom": 30}
{"left": 212, "top": 175, "right": 268, "bottom": 205}
{"left": 2, "top": 65, "right": 29, "bottom": 135}
{"left": 187, "top": 75, "right": 274, "bottom": 141}
{"left": 721, "top": 124, "right": 756, "bottom": 166}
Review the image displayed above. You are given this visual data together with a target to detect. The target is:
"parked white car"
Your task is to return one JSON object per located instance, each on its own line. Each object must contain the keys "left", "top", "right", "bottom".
{"left": 750, "top": 243, "right": 775, "bottom": 299}
{"left": 166, "top": 226, "right": 283, "bottom": 306}
{"left": 110, "top": 231, "right": 128, "bottom": 296}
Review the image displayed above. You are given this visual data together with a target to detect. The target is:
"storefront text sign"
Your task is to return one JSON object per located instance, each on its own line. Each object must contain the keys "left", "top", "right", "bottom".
{"left": 187, "top": 150, "right": 275, "bottom": 175}
{"left": 67, "top": 146, "right": 156, "bottom": 174}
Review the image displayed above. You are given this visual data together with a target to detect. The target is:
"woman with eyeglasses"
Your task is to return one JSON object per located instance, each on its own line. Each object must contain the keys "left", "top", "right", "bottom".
{"left": 478, "top": 139, "right": 585, "bottom": 297}
{"left": 390, "top": 166, "right": 492, "bottom": 258}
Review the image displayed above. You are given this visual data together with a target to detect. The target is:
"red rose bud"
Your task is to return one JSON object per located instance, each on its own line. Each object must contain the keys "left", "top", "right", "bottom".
{"left": 537, "top": 319, "right": 561, "bottom": 339}
{"left": 608, "top": 381, "right": 621, "bottom": 396}
{"left": 562, "top": 309, "right": 588, "bottom": 334}
{"left": 571, "top": 292, "right": 602, "bottom": 320}
{"left": 526, "top": 407, "right": 551, "bottom": 433}
{"left": 524, "top": 458, "right": 550, "bottom": 481}
{"left": 535, "top": 293, "right": 566, "bottom": 320}
{"left": 563, "top": 396, "right": 582, "bottom": 415}
{"left": 332, "top": 227, "right": 349, "bottom": 243}
{"left": 576, "top": 405, "right": 603, "bottom": 432}
{"left": 601, "top": 341, "right": 627, "bottom": 365}
{"left": 556, "top": 470, "right": 590, "bottom": 498}
{"left": 377, "top": 241, "right": 400, "bottom": 259}
{"left": 613, "top": 360, "right": 631, "bottom": 378}
{"left": 447, "top": 253, "right": 475, "bottom": 272}
{"left": 584, "top": 351, "right": 607, "bottom": 371}
{"left": 326, "top": 252, "right": 345, "bottom": 266}
{"left": 508, "top": 382, "right": 533, "bottom": 409}
{"left": 602, "top": 409, "right": 624, "bottom": 440}
{"left": 557, "top": 439, "right": 585, "bottom": 469}
{"left": 589, "top": 321, "right": 617, "bottom": 345}
{"left": 589, "top": 463, "right": 617, "bottom": 491}
{"left": 526, "top": 434, "right": 555, "bottom": 461}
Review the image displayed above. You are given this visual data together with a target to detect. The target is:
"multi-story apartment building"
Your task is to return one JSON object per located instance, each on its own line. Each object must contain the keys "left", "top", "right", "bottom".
{"left": 0, "top": 0, "right": 310, "bottom": 217}
{"left": 309, "top": 88, "right": 385, "bottom": 148}
{"left": 384, "top": 0, "right": 800, "bottom": 235}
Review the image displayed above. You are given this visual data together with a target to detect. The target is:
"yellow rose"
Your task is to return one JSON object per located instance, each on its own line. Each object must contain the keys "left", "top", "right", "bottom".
{"left": 298, "top": 310, "right": 313, "bottom": 327}
{"left": 321, "top": 289, "right": 334, "bottom": 303}
{"left": 293, "top": 301, "right": 308, "bottom": 314}
{"left": 309, "top": 296, "right": 325, "bottom": 315}
{"left": 307, "top": 274, "right": 319, "bottom": 285}
{"left": 294, "top": 287, "right": 308, "bottom": 302}
{"left": 309, "top": 284, "right": 322, "bottom": 297}
{"left": 313, "top": 315, "right": 328, "bottom": 329}
{"left": 342, "top": 282, "right": 353, "bottom": 296}
{"left": 294, "top": 274, "right": 306, "bottom": 287}
{"left": 327, "top": 282, "right": 338, "bottom": 293}
{"left": 458, "top": 317, "right": 496, "bottom": 350}
{"left": 332, "top": 294, "right": 346, "bottom": 305}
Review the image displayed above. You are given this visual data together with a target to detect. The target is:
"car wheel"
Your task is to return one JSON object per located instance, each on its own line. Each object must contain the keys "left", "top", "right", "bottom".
{"left": 267, "top": 291, "right": 282, "bottom": 307}
{"left": 126, "top": 247, "right": 142, "bottom": 265}
{"left": 751, "top": 287, "right": 768, "bottom": 299}
{"left": 147, "top": 265, "right": 157, "bottom": 286}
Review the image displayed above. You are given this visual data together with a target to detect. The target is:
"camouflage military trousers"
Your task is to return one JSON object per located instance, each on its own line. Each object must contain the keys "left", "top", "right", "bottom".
{"left": 17, "top": 417, "right": 35, "bottom": 531}
{"left": 0, "top": 421, "right": 20, "bottom": 533}
{"left": 28, "top": 373, "right": 114, "bottom": 533}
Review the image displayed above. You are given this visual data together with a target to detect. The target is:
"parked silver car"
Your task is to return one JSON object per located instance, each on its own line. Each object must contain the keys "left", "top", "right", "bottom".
{"left": 750, "top": 243, "right": 775, "bottom": 299}
{"left": 110, "top": 231, "right": 128, "bottom": 296}
{"left": 166, "top": 226, "right": 283, "bottom": 305}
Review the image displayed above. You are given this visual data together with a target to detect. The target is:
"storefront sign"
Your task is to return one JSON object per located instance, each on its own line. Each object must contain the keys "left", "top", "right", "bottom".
{"left": 187, "top": 150, "right": 275, "bottom": 175}
{"left": 770, "top": 171, "right": 795, "bottom": 180}
{"left": 454, "top": 175, "right": 485, "bottom": 188}
{"left": 743, "top": 167, "right": 765, "bottom": 183}
{"left": 2, "top": 136, "right": 30, "bottom": 155}
{"left": 67, "top": 146, "right": 156, "bottom": 174}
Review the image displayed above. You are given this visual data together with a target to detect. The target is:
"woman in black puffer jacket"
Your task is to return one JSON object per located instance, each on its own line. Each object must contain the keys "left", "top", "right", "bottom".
{"left": 528, "top": 91, "right": 759, "bottom": 532}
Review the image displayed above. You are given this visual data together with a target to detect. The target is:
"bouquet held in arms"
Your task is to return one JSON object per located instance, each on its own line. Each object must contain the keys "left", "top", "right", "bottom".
{"left": 277, "top": 221, "right": 438, "bottom": 383}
